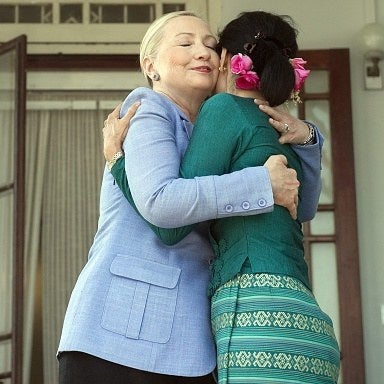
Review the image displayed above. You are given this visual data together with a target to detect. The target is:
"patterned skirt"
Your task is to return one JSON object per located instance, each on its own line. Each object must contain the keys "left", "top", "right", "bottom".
{"left": 211, "top": 273, "right": 340, "bottom": 384}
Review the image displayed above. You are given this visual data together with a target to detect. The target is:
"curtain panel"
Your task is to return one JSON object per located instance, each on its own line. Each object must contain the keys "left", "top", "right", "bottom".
{"left": 23, "top": 91, "right": 125, "bottom": 383}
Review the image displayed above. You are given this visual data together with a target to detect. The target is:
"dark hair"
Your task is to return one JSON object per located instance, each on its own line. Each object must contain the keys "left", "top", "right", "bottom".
{"left": 216, "top": 11, "right": 298, "bottom": 106}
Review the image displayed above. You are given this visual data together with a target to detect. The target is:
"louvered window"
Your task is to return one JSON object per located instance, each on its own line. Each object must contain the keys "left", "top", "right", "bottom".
{"left": 0, "top": 1, "right": 207, "bottom": 54}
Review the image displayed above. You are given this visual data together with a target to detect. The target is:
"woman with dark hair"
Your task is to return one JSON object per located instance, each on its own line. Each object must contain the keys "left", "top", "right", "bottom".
{"left": 107, "top": 11, "right": 340, "bottom": 384}
{"left": 197, "top": 12, "right": 340, "bottom": 383}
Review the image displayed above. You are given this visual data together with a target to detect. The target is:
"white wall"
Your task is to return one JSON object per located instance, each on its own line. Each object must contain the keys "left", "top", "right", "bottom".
{"left": 215, "top": 1, "right": 384, "bottom": 383}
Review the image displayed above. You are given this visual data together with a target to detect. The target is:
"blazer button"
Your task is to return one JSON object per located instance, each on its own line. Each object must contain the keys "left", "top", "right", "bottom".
{"left": 225, "top": 204, "right": 234, "bottom": 213}
{"left": 241, "top": 201, "right": 250, "bottom": 210}
{"left": 258, "top": 198, "right": 267, "bottom": 207}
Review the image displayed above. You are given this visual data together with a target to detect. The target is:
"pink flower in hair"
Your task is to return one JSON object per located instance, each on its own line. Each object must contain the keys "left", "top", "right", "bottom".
{"left": 230, "top": 53, "right": 260, "bottom": 90}
{"left": 235, "top": 71, "right": 260, "bottom": 90}
{"left": 290, "top": 58, "right": 310, "bottom": 91}
{"left": 231, "top": 53, "right": 253, "bottom": 74}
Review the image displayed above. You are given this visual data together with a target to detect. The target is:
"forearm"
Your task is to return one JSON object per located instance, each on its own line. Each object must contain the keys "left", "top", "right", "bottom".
{"left": 124, "top": 107, "right": 274, "bottom": 228}
{"left": 127, "top": 159, "right": 274, "bottom": 228}
{"left": 111, "top": 157, "right": 194, "bottom": 244}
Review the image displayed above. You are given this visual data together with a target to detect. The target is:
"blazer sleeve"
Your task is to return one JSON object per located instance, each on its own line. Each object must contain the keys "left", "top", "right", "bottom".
{"left": 123, "top": 91, "right": 274, "bottom": 229}
{"left": 291, "top": 124, "right": 323, "bottom": 222}
{"left": 111, "top": 157, "right": 194, "bottom": 245}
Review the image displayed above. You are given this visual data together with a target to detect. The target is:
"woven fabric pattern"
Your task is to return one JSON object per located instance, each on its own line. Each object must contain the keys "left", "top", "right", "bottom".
{"left": 211, "top": 273, "right": 340, "bottom": 384}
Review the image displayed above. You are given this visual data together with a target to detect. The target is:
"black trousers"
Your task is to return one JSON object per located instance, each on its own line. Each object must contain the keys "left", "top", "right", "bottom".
{"left": 59, "top": 352, "right": 217, "bottom": 384}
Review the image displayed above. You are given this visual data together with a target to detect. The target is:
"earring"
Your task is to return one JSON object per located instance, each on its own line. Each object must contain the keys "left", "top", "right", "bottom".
{"left": 152, "top": 73, "right": 160, "bottom": 81}
{"left": 218, "top": 66, "right": 227, "bottom": 72}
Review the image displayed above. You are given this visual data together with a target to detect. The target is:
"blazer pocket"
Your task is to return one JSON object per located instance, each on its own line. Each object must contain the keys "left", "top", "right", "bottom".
{"left": 101, "top": 254, "right": 181, "bottom": 344}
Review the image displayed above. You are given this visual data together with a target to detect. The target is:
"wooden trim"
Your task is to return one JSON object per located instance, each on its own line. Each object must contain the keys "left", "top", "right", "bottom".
{"left": 329, "top": 48, "right": 365, "bottom": 383}
{"left": 14, "top": 34, "right": 26, "bottom": 384}
{"left": 0, "top": 184, "right": 14, "bottom": 194}
{"left": 0, "top": 371, "right": 12, "bottom": 380}
{"left": 27, "top": 54, "right": 140, "bottom": 71}
{"left": 301, "top": 48, "right": 365, "bottom": 383}
{"left": 0, "top": 34, "right": 27, "bottom": 384}
{"left": 0, "top": 333, "right": 12, "bottom": 342}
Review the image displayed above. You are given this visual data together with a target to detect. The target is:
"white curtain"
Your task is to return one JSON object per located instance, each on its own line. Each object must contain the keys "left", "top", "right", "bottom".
{"left": 23, "top": 91, "right": 125, "bottom": 383}
{"left": 23, "top": 110, "right": 50, "bottom": 384}
{"left": 41, "top": 107, "right": 105, "bottom": 383}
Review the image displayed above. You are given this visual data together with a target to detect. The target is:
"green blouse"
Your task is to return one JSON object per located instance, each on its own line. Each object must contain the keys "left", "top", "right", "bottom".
{"left": 111, "top": 93, "right": 309, "bottom": 296}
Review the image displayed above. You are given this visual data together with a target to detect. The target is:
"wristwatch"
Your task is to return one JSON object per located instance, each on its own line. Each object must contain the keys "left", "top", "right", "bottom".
{"left": 106, "top": 151, "right": 124, "bottom": 171}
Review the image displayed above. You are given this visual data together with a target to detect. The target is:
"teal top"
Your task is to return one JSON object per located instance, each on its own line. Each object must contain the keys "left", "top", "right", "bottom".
{"left": 112, "top": 93, "right": 309, "bottom": 296}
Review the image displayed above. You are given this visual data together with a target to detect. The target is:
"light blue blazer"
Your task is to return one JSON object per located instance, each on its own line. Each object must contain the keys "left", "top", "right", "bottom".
{"left": 58, "top": 88, "right": 323, "bottom": 376}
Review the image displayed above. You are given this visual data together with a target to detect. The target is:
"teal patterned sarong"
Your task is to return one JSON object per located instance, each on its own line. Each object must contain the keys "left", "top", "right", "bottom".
{"left": 211, "top": 273, "right": 340, "bottom": 384}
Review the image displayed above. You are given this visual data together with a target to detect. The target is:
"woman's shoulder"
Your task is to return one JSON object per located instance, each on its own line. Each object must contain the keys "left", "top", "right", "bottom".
{"left": 200, "top": 93, "right": 265, "bottom": 123}
{"left": 203, "top": 92, "right": 237, "bottom": 107}
{"left": 121, "top": 87, "right": 186, "bottom": 119}
{"left": 199, "top": 93, "right": 242, "bottom": 120}
{"left": 122, "top": 87, "right": 165, "bottom": 106}
{"left": 202, "top": 93, "right": 260, "bottom": 113}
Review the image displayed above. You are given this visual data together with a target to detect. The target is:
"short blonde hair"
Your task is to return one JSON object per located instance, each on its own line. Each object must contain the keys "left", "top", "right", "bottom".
{"left": 140, "top": 11, "right": 201, "bottom": 87}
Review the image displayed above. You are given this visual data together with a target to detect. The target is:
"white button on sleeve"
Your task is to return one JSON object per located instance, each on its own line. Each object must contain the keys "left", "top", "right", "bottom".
{"left": 257, "top": 198, "right": 267, "bottom": 208}
{"left": 225, "top": 204, "right": 234, "bottom": 213}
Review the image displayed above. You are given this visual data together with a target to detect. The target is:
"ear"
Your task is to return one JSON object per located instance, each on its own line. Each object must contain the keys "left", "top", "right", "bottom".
{"left": 219, "top": 48, "right": 229, "bottom": 70}
{"left": 143, "top": 57, "right": 155, "bottom": 78}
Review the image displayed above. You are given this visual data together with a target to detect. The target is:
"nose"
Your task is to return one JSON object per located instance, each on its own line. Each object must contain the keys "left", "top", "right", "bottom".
{"left": 195, "top": 43, "right": 212, "bottom": 60}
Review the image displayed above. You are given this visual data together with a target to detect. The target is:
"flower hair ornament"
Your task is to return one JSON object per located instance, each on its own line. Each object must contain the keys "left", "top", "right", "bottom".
{"left": 230, "top": 53, "right": 260, "bottom": 90}
{"left": 230, "top": 52, "right": 310, "bottom": 101}
{"left": 289, "top": 58, "right": 310, "bottom": 103}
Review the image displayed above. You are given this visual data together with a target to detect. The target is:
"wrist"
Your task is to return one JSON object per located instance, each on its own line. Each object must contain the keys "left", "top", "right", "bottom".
{"left": 106, "top": 151, "right": 124, "bottom": 171}
{"left": 104, "top": 143, "right": 123, "bottom": 161}
{"left": 300, "top": 123, "right": 316, "bottom": 145}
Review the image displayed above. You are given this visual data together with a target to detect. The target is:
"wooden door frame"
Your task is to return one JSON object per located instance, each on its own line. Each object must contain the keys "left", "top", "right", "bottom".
{"left": 0, "top": 34, "right": 27, "bottom": 384}
{"left": 24, "top": 49, "right": 365, "bottom": 383}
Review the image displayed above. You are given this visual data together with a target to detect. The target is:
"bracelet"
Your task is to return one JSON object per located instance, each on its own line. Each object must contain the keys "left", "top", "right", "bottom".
{"left": 106, "top": 151, "right": 124, "bottom": 171}
{"left": 301, "top": 123, "right": 315, "bottom": 145}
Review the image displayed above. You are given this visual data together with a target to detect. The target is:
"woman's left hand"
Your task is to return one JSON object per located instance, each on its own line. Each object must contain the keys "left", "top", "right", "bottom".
{"left": 255, "top": 99, "right": 312, "bottom": 145}
{"left": 103, "top": 102, "right": 140, "bottom": 161}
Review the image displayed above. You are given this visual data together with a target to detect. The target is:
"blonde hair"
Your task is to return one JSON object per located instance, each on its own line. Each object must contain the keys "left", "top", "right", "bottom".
{"left": 140, "top": 11, "right": 201, "bottom": 87}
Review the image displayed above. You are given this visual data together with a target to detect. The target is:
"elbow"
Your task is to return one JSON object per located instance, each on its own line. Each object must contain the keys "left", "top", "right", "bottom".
{"left": 154, "top": 229, "right": 184, "bottom": 246}
{"left": 298, "top": 211, "right": 316, "bottom": 223}
{"left": 297, "top": 201, "right": 319, "bottom": 222}
{"left": 139, "top": 199, "right": 189, "bottom": 228}
{"left": 161, "top": 237, "right": 180, "bottom": 246}
{"left": 142, "top": 209, "right": 176, "bottom": 228}
{"left": 133, "top": 197, "right": 175, "bottom": 228}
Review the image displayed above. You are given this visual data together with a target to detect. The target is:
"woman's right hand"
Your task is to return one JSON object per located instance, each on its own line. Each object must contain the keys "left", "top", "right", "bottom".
{"left": 103, "top": 102, "right": 140, "bottom": 161}
{"left": 264, "top": 154, "right": 299, "bottom": 220}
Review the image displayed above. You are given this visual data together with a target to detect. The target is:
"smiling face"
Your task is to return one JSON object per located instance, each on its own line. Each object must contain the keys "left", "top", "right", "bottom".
{"left": 144, "top": 15, "right": 220, "bottom": 101}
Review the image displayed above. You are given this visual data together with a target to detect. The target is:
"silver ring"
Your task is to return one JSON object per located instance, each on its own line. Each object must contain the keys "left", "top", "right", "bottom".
{"left": 284, "top": 123, "right": 290, "bottom": 132}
